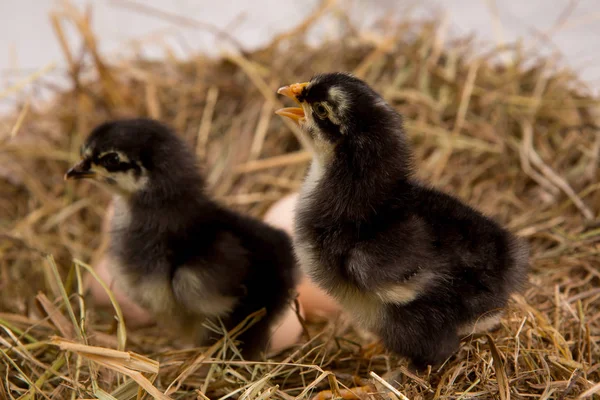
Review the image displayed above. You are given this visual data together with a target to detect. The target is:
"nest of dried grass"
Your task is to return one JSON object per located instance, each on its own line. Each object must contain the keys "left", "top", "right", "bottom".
{"left": 1, "top": 1, "right": 599, "bottom": 399}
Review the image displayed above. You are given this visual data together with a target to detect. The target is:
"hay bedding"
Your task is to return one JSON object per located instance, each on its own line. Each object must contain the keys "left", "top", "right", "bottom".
{"left": 1, "top": 1, "right": 599, "bottom": 399}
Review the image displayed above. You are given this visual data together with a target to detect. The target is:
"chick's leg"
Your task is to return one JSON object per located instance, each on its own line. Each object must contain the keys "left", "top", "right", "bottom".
{"left": 380, "top": 303, "right": 460, "bottom": 371}
{"left": 229, "top": 315, "right": 272, "bottom": 360}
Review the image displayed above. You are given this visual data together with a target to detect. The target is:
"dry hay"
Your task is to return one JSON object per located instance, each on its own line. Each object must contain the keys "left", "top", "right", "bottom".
{"left": 1, "top": 1, "right": 599, "bottom": 399}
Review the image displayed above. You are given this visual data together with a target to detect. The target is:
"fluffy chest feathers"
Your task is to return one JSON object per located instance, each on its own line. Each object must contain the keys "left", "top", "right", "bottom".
{"left": 294, "top": 161, "right": 384, "bottom": 328}
{"left": 107, "top": 197, "right": 177, "bottom": 315}
{"left": 109, "top": 198, "right": 169, "bottom": 271}
{"left": 294, "top": 160, "right": 446, "bottom": 329}
{"left": 294, "top": 160, "right": 331, "bottom": 282}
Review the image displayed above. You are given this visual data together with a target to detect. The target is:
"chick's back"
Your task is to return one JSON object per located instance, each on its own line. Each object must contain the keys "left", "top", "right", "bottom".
{"left": 407, "top": 182, "right": 529, "bottom": 314}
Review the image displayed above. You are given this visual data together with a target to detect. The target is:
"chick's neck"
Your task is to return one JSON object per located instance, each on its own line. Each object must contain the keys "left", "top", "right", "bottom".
{"left": 318, "top": 128, "right": 414, "bottom": 220}
{"left": 125, "top": 166, "right": 217, "bottom": 228}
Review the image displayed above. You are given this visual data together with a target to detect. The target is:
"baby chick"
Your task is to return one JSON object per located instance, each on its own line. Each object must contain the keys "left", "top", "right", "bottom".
{"left": 65, "top": 118, "right": 299, "bottom": 359}
{"left": 276, "top": 72, "right": 529, "bottom": 369}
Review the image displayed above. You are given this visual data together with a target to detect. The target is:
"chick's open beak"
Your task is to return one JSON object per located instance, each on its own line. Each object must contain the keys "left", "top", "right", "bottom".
{"left": 275, "top": 82, "right": 308, "bottom": 124}
{"left": 64, "top": 160, "right": 95, "bottom": 181}
{"left": 275, "top": 107, "right": 305, "bottom": 122}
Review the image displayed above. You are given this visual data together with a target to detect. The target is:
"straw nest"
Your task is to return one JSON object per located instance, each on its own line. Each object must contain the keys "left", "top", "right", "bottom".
{"left": 1, "top": 1, "right": 599, "bottom": 399}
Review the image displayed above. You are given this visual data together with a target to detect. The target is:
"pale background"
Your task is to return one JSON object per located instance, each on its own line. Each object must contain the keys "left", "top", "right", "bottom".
{"left": 1, "top": 0, "right": 599, "bottom": 111}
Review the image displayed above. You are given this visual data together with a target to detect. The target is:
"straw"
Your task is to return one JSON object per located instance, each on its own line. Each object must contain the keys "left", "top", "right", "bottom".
{"left": 1, "top": 1, "right": 599, "bottom": 398}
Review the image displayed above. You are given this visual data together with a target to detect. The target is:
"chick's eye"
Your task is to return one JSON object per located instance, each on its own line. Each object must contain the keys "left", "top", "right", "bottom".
{"left": 101, "top": 153, "right": 120, "bottom": 167}
{"left": 313, "top": 103, "right": 328, "bottom": 119}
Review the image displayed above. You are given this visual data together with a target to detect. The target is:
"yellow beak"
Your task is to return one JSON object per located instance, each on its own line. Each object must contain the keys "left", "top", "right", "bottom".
{"left": 275, "top": 82, "right": 309, "bottom": 124}
{"left": 274, "top": 107, "right": 305, "bottom": 122}
{"left": 276, "top": 82, "right": 308, "bottom": 104}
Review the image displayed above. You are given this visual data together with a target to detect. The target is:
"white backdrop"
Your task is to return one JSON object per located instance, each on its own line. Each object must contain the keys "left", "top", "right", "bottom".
{"left": 1, "top": 0, "right": 598, "bottom": 107}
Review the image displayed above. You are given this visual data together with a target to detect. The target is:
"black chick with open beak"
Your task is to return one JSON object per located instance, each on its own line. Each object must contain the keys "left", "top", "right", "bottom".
{"left": 65, "top": 118, "right": 299, "bottom": 359}
{"left": 276, "top": 72, "right": 529, "bottom": 370}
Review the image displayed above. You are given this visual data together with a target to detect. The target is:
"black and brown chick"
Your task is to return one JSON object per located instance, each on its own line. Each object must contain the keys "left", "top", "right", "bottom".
{"left": 275, "top": 72, "right": 529, "bottom": 370}
{"left": 65, "top": 118, "right": 299, "bottom": 359}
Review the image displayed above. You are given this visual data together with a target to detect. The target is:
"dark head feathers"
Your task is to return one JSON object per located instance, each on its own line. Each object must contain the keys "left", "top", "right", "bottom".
{"left": 83, "top": 118, "right": 199, "bottom": 178}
